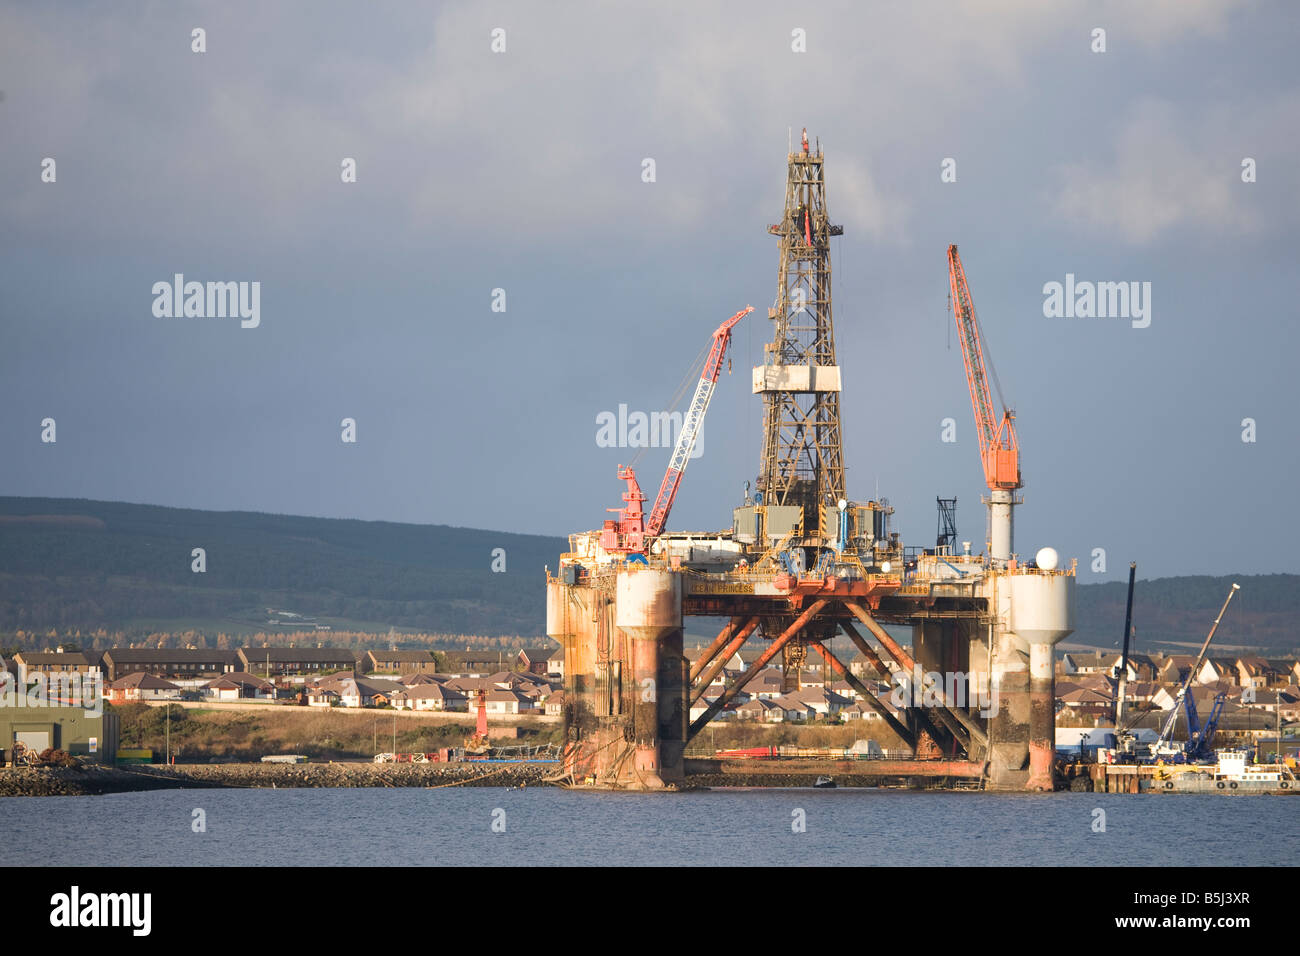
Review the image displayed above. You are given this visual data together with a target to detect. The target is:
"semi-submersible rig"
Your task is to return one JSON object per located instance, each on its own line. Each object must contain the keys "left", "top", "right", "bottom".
{"left": 546, "top": 131, "right": 1075, "bottom": 791}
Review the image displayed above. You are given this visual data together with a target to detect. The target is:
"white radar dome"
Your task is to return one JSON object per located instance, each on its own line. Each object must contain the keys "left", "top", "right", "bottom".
{"left": 1035, "top": 547, "right": 1059, "bottom": 571}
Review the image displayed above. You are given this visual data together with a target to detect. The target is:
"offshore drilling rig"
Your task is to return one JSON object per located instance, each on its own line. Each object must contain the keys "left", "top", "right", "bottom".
{"left": 546, "top": 130, "right": 1075, "bottom": 791}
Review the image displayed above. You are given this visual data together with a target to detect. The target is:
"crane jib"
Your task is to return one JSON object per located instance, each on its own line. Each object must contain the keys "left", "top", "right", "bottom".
{"left": 643, "top": 306, "right": 751, "bottom": 538}
{"left": 948, "top": 245, "right": 1020, "bottom": 490}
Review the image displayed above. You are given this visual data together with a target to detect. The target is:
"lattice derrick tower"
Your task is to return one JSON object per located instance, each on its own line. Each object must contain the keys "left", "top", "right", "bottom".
{"left": 755, "top": 134, "right": 846, "bottom": 543}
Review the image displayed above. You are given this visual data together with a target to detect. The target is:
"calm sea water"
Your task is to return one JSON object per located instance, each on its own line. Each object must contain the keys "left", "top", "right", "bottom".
{"left": 2, "top": 788, "right": 1295, "bottom": 866}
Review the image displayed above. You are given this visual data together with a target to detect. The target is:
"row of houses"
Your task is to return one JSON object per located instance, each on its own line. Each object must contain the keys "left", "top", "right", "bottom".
{"left": 689, "top": 651, "right": 1300, "bottom": 729}
{"left": 1055, "top": 672, "right": 1300, "bottom": 723}
{"left": 90, "top": 664, "right": 567, "bottom": 713}
{"left": 107, "top": 670, "right": 275, "bottom": 703}
{"left": 5, "top": 644, "right": 565, "bottom": 685}
{"left": 1060, "top": 650, "right": 1300, "bottom": 690}
{"left": 303, "top": 670, "right": 561, "bottom": 715}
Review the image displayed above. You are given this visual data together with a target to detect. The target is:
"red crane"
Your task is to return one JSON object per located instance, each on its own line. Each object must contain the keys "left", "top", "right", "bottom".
{"left": 601, "top": 306, "right": 754, "bottom": 555}
{"left": 947, "top": 245, "right": 1020, "bottom": 490}
{"left": 947, "top": 245, "right": 1021, "bottom": 559}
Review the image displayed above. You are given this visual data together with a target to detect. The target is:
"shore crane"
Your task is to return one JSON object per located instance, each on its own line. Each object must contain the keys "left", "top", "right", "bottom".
{"left": 947, "top": 245, "right": 1021, "bottom": 562}
{"left": 1149, "top": 582, "right": 1241, "bottom": 761}
{"left": 601, "top": 306, "right": 754, "bottom": 555}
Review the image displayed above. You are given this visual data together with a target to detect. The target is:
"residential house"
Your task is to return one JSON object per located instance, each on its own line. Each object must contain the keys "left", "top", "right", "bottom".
{"left": 206, "top": 672, "right": 274, "bottom": 701}
{"left": 1200, "top": 658, "right": 1240, "bottom": 687}
{"left": 441, "top": 650, "right": 513, "bottom": 676}
{"left": 827, "top": 680, "right": 859, "bottom": 701}
{"left": 1157, "top": 655, "right": 1196, "bottom": 686}
{"left": 747, "top": 668, "right": 786, "bottom": 700}
{"left": 544, "top": 646, "right": 565, "bottom": 679}
{"left": 467, "top": 687, "right": 535, "bottom": 716}
{"left": 237, "top": 646, "right": 357, "bottom": 676}
{"left": 1056, "top": 674, "right": 1115, "bottom": 702}
{"left": 363, "top": 650, "right": 440, "bottom": 675}
{"left": 108, "top": 672, "right": 183, "bottom": 703}
{"left": 1123, "top": 653, "right": 1160, "bottom": 681}
{"left": 310, "top": 674, "right": 403, "bottom": 708}
{"left": 398, "top": 673, "right": 446, "bottom": 686}
{"left": 1061, "top": 651, "right": 1115, "bottom": 676}
{"left": 734, "top": 697, "right": 783, "bottom": 722}
{"left": 544, "top": 690, "right": 564, "bottom": 717}
{"left": 446, "top": 671, "right": 551, "bottom": 696}
{"left": 1060, "top": 651, "right": 1153, "bottom": 681}
{"left": 391, "top": 683, "right": 468, "bottom": 712}
{"left": 848, "top": 652, "right": 888, "bottom": 680}
{"left": 791, "top": 668, "right": 826, "bottom": 690}
{"left": 517, "top": 646, "right": 560, "bottom": 676}
{"left": 1240, "top": 687, "right": 1300, "bottom": 720}
{"left": 689, "top": 696, "right": 718, "bottom": 724}
{"left": 1235, "top": 656, "right": 1277, "bottom": 691}
{"left": 1056, "top": 686, "right": 1114, "bottom": 720}
{"left": 839, "top": 701, "right": 892, "bottom": 722}
{"left": 1265, "top": 659, "right": 1300, "bottom": 685}
{"left": 306, "top": 687, "right": 340, "bottom": 707}
{"left": 13, "top": 650, "right": 95, "bottom": 685}
{"left": 770, "top": 695, "right": 817, "bottom": 722}
{"left": 100, "top": 647, "right": 239, "bottom": 682}
{"left": 791, "top": 687, "right": 850, "bottom": 719}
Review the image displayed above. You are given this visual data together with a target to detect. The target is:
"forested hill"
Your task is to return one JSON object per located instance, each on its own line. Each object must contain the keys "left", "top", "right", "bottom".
{"left": 1071, "top": 572, "right": 1299, "bottom": 654}
{"left": 0, "top": 497, "right": 567, "bottom": 638}
{"left": 0, "top": 497, "right": 1295, "bottom": 654}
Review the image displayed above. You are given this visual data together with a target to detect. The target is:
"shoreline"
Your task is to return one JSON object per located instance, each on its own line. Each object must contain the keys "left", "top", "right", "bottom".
{"left": 7, "top": 764, "right": 1295, "bottom": 797}
{"left": 0, "top": 762, "right": 554, "bottom": 797}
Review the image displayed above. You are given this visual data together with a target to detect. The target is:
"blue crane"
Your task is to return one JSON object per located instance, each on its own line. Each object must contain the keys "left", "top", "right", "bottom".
{"left": 1151, "top": 583, "right": 1240, "bottom": 762}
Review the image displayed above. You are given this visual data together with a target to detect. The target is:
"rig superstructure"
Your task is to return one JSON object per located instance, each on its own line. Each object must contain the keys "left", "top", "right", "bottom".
{"left": 546, "top": 131, "right": 1075, "bottom": 791}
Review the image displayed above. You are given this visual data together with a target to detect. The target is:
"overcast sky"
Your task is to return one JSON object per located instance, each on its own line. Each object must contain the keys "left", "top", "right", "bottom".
{"left": 2, "top": 1, "right": 1297, "bottom": 581}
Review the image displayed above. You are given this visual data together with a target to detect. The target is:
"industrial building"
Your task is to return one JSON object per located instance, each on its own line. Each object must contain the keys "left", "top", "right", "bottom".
{"left": 0, "top": 707, "right": 118, "bottom": 767}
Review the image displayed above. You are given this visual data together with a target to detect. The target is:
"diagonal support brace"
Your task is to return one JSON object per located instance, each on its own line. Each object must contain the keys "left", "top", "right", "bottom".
{"left": 688, "top": 600, "right": 828, "bottom": 741}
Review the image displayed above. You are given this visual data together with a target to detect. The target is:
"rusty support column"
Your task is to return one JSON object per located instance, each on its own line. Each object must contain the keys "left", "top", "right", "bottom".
{"left": 807, "top": 641, "right": 914, "bottom": 746}
{"left": 1027, "top": 641, "right": 1056, "bottom": 791}
{"left": 691, "top": 617, "right": 759, "bottom": 704}
{"left": 688, "top": 600, "right": 828, "bottom": 740}
{"left": 690, "top": 617, "right": 742, "bottom": 682}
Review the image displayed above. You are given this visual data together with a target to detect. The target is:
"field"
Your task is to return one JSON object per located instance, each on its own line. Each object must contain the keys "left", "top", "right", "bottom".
{"left": 109, "top": 702, "right": 562, "bottom": 762}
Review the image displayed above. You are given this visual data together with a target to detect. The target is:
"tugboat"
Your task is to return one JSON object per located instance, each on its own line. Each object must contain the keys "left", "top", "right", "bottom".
{"left": 1208, "top": 748, "right": 1295, "bottom": 791}
{"left": 1147, "top": 748, "right": 1297, "bottom": 793}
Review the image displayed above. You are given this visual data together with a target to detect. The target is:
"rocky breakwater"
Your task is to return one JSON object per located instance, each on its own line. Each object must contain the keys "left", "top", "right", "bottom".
{"left": 1, "top": 761, "right": 554, "bottom": 796}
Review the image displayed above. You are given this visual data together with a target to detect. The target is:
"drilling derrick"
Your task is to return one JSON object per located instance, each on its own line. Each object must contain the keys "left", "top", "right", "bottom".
{"left": 755, "top": 129, "right": 845, "bottom": 545}
{"left": 753, "top": 130, "right": 848, "bottom": 687}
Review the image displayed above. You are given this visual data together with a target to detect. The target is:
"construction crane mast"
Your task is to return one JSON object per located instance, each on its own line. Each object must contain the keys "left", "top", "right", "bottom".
{"left": 602, "top": 306, "right": 754, "bottom": 555}
{"left": 947, "top": 244, "right": 1021, "bottom": 562}
{"left": 1153, "top": 582, "right": 1241, "bottom": 759}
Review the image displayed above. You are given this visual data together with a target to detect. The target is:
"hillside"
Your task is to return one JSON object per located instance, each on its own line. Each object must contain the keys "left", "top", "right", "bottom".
{"left": 0, "top": 497, "right": 567, "bottom": 640}
{"left": 0, "top": 498, "right": 1296, "bottom": 654}
{"left": 1070, "top": 573, "right": 1299, "bottom": 655}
